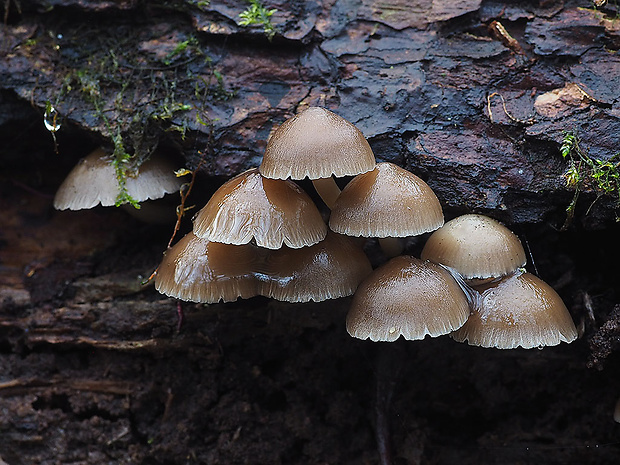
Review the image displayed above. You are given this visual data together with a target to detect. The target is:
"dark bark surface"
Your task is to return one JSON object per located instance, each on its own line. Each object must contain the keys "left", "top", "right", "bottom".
{"left": 2, "top": 0, "right": 620, "bottom": 464}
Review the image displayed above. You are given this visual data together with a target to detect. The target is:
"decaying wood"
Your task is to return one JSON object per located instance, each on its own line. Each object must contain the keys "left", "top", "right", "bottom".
{"left": 2, "top": 0, "right": 620, "bottom": 463}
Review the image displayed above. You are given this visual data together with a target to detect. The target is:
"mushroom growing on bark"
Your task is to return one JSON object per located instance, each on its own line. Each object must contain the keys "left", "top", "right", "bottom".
{"left": 421, "top": 213, "right": 526, "bottom": 284}
{"left": 54, "top": 147, "right": 182, "bottom": 213}
{"left": 346, "top": 256, "right": 470, "bottom": 342}
{"left": 257, "top": 231, "right": 373, "bottom": 303}
{"left": 192, "top": 168, "right": 326, "bottom": 249}
{"left": 329, "top": 161, "right": 444, "bottom": 257}
{"left": 259, "top": 106, "right": 376, "bottom": 209}
{"left": 155, "top": 231, "right": 372, "bottom": 304}
{"left": 155, "top": 231, "right": 261, "bottom": 303}
{"left": 451, "top": 270, "right": 578, "bottom": 349}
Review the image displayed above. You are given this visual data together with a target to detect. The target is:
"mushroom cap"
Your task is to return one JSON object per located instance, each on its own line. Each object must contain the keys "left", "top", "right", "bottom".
{"left": 420, "top": 214, "right": 526, "bottom": 280}
{"left": 346, "top": 256, "right": 470, "bottom": 342}
{"left": 259, "top": 107, "right": 376, "bottom": 180}
{"left": 54, "top": 147, "right": 183, "bottom": 210}
{"left": 329, "top": 162, "right": 444, "bottom": 238}
{"left": 258, "top": 232, "right": 373, "bottom": 303}
{"left": 155, "top": 231, "right": 261, "bottom": 303}
{"left": 451, "top": 271, "right": 578, "bottom": 349}
{"left": 193, "top": 168, "right": 327, "bottom": 249}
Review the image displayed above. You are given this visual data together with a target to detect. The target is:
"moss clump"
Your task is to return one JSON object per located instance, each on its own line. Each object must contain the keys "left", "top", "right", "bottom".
{"left": 45, "top": 18, "right": 234, "bottom": 207}
{"left": 561, "top": 131, "right": 620, "bottom": 227}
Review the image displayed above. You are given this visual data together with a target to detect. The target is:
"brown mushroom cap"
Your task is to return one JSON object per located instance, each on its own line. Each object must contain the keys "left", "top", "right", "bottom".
{"left": 259, "top": 107, "right": 376, "bottom": 180}
{"left": 420, "top": 214, "right": 526, "bottom": 280}
{"left": 54, "top": 148, "right": 182, "bottom": 210}
{"left": 155, "top": 231, "right": 261, "bottom": 303}
{"left": 451, "top": 271, "right": 578, "bottom": 349}
{"left": 192, "top": 168, "right": 326, "bottom": 249}
{"left": 329, "top": 162, "right": 444, "bottom": 238}
{"left": 346, "top": 256, "right": 470, "bottom": 342}
{"left": 258, "top": 232, "right": 373, "bottom": 303}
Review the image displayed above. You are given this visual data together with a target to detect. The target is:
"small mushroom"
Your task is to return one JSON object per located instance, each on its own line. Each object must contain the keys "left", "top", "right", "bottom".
{"left": 329, "top": 162, "right": 444, "bottom": 257}
{"left": 421, "top": 213, "right": 526, "bottom": 282}
{"left": 155, "top": 231, "right": 261, "bottom": 303}
{"left": 346, "top": 256, "right": 470, "bottom": 342}
{"left": 192, "top": 168, "right": 326, "bottom": 249}
{"left": 451, "top": 270, "right": 578, "bottom": 349}
{"left": 259, "top": 107, "right": 376, "bottom": 208}
{"left": 54, "top": 147, "right": 183, "bottom": 211}
{"left": 258, "top": 231, "right": 373, "bottom": 303}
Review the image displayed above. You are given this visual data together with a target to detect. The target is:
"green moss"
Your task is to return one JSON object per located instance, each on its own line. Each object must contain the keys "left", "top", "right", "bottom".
{"left": 561, "top": 131, "right": 620, "bottom": 227}
{"left": 48, "top": 24, "right": 234, "bottom": 207}
{"left": 239, "top": 0, "right": 278, "bottom": 40}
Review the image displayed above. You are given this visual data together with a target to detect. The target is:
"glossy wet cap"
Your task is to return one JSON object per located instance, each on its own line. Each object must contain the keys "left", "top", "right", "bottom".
{"left": 330, "top": 162, "right": 444, "bottom": 238}
{"left": 155, "top": 231, "right": 261, "bottom": 303}
{"left": 259, "top": 107, "right": 376, "bottom": 180}
{"left": 451, "top": 271, "right": 578, "bottom": 349}
{"left": 193, "top": 168, "right": 327, "bottom": 249}
{"left": 258, "top": 232, "right": 373, "bottom": 303}
{"left": 421, "top": 214, "right": 526, "bottom": 279}
{"left": 54, "top": 147, "right": 182, "bottom": 210}
{"left": 346, "top": 256, "right": 470, "bottom": 342}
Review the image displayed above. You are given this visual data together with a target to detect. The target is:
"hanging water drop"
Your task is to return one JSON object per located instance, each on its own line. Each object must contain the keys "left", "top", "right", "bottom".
{"left": 44, "top": 103, "right": 61, "bottom": 133}
{"left": 44, "top": 102, "right": 61, "bottom": 154}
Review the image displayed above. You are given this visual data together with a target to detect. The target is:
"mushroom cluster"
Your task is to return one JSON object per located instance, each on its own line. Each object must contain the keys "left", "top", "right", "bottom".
{"left": 418, "top": 214, "right": 577, "bottom": 349}
{"left": 154, "top": 107, "right": 377, "bottom": 304}
{"left": 145, "top": 105, "right": 577, "bottom": 351}
{"left": 348, "top": 212, "right": 577, "bottom": 349}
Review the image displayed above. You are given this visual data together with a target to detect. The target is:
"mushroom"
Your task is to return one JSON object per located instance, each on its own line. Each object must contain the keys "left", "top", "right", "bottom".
{"left": 259, "top": 106, "right": 376, "bottom": 208}
{"left": 329, "top": 161, "right": 444, "bottom": 257}
{"left": 154, "top": 231, "right": 261, "bottom": 303}
{"left": 54, "top": 147, "right": 183, "bottom": 212}
{"left": 346, "top": 256, "right": 470, "bottom": 342}
{"left": 155, "top": 231, "right": 372, "bottom": 304}
{"left": 192, "top": 168, "right": 327, "bottom": 249}
{"left": 257, "top": 231, "right": 373, "bottom": 303}
{"left": 420, "top": 213, "right": 526, "bottom": 283}
{"left": 451, "top": 270, "right": 578, "bottom": 349}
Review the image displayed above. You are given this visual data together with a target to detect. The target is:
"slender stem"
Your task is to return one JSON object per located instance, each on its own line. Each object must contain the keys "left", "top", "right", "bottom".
{"left": 311, "top": 176, "right": 341, "bottom": 210}
{"left": 374, "top": 342, "right": 405, "bottom": 465}
{"left": 378, "top": 237, "right": 403, "bottom": 258}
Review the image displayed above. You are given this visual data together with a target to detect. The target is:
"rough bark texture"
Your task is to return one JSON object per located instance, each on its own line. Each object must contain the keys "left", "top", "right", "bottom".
{"left": 2, "top": 0, "right": 620, "bottom": 464}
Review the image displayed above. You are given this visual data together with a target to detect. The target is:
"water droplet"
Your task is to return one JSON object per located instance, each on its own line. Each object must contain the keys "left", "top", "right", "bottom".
{"left": 44, "top": 105, "right": 61, "bottom": 132}
{"left": 537, "top": 344, "right": 545, "bottom": 350}
{"left": 388, "top": 326, "right": 397, "bottom": 334}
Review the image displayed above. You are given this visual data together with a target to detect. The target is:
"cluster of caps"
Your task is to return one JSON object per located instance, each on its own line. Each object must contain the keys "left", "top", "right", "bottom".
{"left": 348, "top": 213, "right": 578, "bottom": 349}
{"left": 153, "top": 107, "right": 452, "bottom": 304}
{"left": 52, "top": 106, "right": 578, "bottom": 350}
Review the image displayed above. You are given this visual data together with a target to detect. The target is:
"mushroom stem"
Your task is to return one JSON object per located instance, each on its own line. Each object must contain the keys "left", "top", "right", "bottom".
{"left": 378, "top": 237, "right": 404, "bottom": 258}
{"left": 311, "top": 176, "right": 341, "bottom": 210}
{"left": 374, "top": 342, "right": 404, "bottom": 465}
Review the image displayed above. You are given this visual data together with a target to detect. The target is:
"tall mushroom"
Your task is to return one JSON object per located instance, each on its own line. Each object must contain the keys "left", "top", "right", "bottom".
{"left": 259, "top": 107, "right": 376, "bottom": 209}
